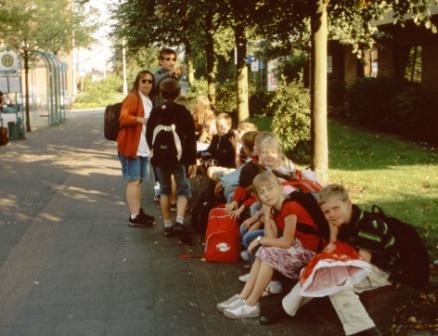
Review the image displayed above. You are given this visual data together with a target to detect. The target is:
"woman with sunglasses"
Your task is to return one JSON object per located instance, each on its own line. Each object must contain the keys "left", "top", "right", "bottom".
{"left": 117, "top": 70, "right": 156, "bottom": 228}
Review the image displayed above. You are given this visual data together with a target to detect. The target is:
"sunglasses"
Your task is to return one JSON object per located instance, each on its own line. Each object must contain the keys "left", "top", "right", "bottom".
{"left": 141, "top": 79, "right": 153, "bottom": 84}
{"left": 162, "top": 57, "right": 176, "bottom": 61}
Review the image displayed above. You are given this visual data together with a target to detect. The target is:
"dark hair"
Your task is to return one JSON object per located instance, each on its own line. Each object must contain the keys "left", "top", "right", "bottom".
{"left": 239, "top": 162, "right": 265, "bottom": 188}
{"left": 160, "top": 78, "right": 180, "bottom": 101}
{"left": 241, "top": 131, "right": 258, "bottom": 153}
{"left": 159, "top": 48, "right": 177, "bottom": 60}
{"left": 131, "top": 70, "right": 155, "bottom": 98}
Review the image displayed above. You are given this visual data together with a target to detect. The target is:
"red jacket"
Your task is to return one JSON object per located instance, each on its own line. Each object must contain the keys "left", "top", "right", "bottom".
{"left": 117, "top": 93, "right": 143, "bottom": 159}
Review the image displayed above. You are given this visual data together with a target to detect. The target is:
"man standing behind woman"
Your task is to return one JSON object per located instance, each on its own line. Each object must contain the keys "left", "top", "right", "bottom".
{"left": 154, "top": 48, "right": 182, "bottom": 106}
{"left": 117, "top": 70, "right": 156, "bottom": 228}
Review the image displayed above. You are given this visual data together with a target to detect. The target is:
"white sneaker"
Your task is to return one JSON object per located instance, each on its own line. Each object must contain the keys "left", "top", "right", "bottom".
{"left": 261, "top": 280, "right": 283, "bottom": 297}
{"left": 216, "top": 294, "right": 243, "bottom": 312}
{"left": 240, "top": 250, "right": 250, "bottom": 262}
{"left": 223, "top": 301, "right": 260, "bottom": 319}
{"left": 238, "top": 272, "right": 251, "bottom": 283}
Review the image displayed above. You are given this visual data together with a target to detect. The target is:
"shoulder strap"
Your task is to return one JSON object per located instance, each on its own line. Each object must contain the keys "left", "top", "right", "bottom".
{"left": 283, "top": 191, "right": 329, "bottom": 241}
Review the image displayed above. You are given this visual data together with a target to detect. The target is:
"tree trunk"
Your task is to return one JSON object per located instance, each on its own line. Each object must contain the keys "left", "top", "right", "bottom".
{"left": 310, "top": 0, "right": 329, "bottom": 184}
{"left": 235, "top": 21, "right": 249, "bottom": 122}
{"left": 23, "top": 49, "right": 31, "bottom": 132}
{"left": 205, "top": 13, "right": 216, "bottom": 105}
{"left": 184, "top": 41, "right": 195, "bottom": 85}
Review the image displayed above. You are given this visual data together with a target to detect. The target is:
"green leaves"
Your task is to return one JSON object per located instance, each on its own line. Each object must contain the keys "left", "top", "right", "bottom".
{"left": 0, "top": 0, "right": 96, "bottom": 54}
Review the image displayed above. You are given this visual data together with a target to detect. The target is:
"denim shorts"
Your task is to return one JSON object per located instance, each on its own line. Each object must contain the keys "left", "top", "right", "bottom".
{"left": 119, "top": 154, "right": 150, "bottom": 181}
{"left": 156, "top": 163, "right": 191, "bottom": 197}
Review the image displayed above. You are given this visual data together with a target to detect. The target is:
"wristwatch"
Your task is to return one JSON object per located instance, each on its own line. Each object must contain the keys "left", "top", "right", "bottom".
{"left": 257, "top": 236, "right": 263, "bottom": 245}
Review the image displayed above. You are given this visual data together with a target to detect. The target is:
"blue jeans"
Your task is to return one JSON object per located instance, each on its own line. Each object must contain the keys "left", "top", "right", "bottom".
{"left": 240, "top": 224, "right": 264, "bottom": 248}
{"left": 119, "top": 154, "right": 150, "bottom": 181}
{"left": 156, "top": 163, "right": 191, "bottom": 197}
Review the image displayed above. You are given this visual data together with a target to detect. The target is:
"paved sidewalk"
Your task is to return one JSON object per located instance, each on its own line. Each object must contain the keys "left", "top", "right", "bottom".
{"left": 0, "top": 110, "right": 404, "bottom": 336}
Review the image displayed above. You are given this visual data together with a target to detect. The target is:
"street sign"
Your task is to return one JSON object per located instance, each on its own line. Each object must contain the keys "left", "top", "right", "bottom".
{"left": 246, "top": 55, "right": 255, "bottom": 65}
{"left": 251, "top": 59, "right": 259, "bottom": 72}
{"left": 0, "top": 49, "right": 20, "bottom": 76}
{"left": 0, "top": 49, "right": 22, "bottom": 93}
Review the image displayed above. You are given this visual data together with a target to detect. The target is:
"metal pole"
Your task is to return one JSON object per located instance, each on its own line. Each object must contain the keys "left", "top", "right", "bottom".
{"left": 122, "top": 38, "right": 128, "bottom": 95}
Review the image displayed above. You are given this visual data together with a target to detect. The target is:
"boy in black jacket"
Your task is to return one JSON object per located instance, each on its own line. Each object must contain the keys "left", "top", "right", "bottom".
{"left": 146, "top": 78, "right": 196, "bottom": 243}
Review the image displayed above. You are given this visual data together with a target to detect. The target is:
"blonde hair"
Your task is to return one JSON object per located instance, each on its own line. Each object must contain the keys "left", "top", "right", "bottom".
{"left": 237, "top": 121, "right": 258, "bottom": 133}
{"left": 318, "top": 184, "right": 350, "bottom": 205}
{"left": 216, "top": 112, "right": 232, "bottom": 128}
{"left": 254, "top": 132, "right": 274, "bottom": 156}
{"left": 252, "top": 171, "right": 282, "bottom": 198}
{"left": 193, "top": 95, "right": 214, "bottom": 125}
{"left": 259, "top": 137, "right": 284, "bottom": 161}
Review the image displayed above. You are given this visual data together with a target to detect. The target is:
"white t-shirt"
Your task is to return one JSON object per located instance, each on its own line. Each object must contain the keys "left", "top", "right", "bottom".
{"left": 137, "top": 92, "right": 153, "bottom": 157}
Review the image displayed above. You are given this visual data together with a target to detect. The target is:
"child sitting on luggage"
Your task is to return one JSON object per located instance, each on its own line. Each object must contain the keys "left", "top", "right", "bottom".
{"left": 217, "top": 172, "right": 323, "bottom": 319}
{"left": 215, "top": 131, "right": 271, "bottom": 202}
{"left": 276, "top": 184, "right": 403, "bottom": 335}
{"left": 225, "top": 135, "right": 295, "bottom": 219}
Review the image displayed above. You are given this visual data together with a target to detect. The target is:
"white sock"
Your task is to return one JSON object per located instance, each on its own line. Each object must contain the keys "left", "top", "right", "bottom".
{"left": 176, "top": 216, "right": 184, "bottom": 225}
{"left": 130, "top": 213, "right": 138, "bottom": 219}
{"left": 164, "top": 220, "right": 173, "bottom": 228}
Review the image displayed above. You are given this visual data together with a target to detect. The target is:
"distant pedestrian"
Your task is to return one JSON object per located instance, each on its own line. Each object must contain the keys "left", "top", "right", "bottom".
{"left": 117, "top": 70, "right": 156, "bottom": 228}
{"left": 146, "top": 78, "right": 196, "bottom": 244}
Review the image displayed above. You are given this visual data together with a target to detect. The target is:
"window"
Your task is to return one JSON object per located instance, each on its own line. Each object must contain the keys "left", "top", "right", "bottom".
{"left": 404, "top": 45, "right": 422, "bottom": 83}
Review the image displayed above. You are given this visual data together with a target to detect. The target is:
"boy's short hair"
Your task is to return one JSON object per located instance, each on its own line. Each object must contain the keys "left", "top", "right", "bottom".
{"left": 204, "top": 114, "right": 216, "bottom": 125}
{"left": 216, "top": 113, "right": 232, "bottom": 127}
{"left": 160, "top": 78, "right": 181, "bottom": 100}
{"left": 318, "top": 184, "right": 350, "bottom": 205}
{"left": 252, "top": 171, "right": 281, "bottom": 196}
{"left": 239, "top": 162, "right": 265, "bottom": 188}
{"left": 241, "top": 131, "right": 258, "bottom": 153}
{"left": 159, "top": 48, "right": 176, "bottom": 59}
{"left": 237, "top": 121, "right": 258, "bottom": 133}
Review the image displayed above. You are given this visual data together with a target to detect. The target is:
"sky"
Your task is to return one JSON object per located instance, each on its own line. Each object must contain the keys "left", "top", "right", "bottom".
{"left": 76, "top": 0, "right": 116, "bottom": 74}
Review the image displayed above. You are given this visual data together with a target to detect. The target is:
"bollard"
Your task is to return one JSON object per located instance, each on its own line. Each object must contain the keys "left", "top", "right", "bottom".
{"left": 16, "top": 117, "right": 26, "bottom": 140}
{"left": 8, "top": 122, "right": 18, "bottom": 140}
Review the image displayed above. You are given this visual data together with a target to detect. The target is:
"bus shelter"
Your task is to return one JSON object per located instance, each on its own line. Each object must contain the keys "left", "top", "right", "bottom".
{"left": 32, "top": 51, "right": 68, "bottom": 127}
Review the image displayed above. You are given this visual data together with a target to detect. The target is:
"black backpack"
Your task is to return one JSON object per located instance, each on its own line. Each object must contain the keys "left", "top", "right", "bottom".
{"left": 104, "top": 102, "right": 122, "bottom": 141}
{"left": 284, "top": 191, "right": 330, "bottom": 251}
{"left": 364, "top": 205, "right": 430, "bottom": 289}
{"left": 150, "top": 106, "right": 182, "bottom": 169}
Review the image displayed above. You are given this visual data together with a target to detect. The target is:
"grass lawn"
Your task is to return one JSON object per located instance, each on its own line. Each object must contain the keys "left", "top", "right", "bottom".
{"left": 250, "top": 116, "right": 438, "bottom": 257}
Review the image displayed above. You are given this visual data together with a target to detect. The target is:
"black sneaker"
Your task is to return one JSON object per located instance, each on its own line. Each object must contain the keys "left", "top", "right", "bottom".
{"left": 128, "top": 214, "right": 153, "bottom": 228}
{"left": 163, "top": 226, "right": 175, "bottom": 237}
{"left": 139, "top": 208, "right": 155, "bottom": 225}
{"left": 173, "top": 223, "right": 193, "bottom": 245}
